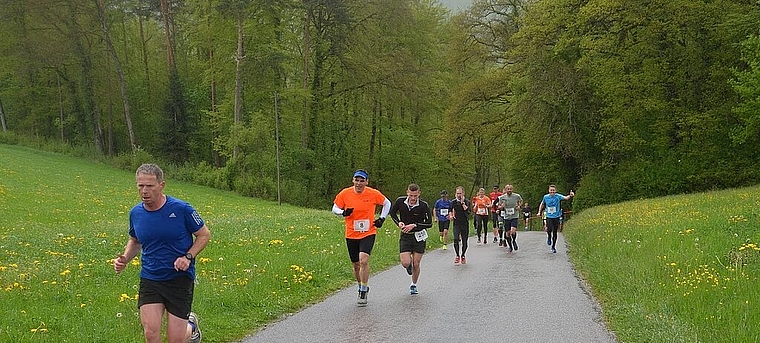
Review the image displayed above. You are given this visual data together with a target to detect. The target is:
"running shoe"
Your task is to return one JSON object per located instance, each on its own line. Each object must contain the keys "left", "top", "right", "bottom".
{"left": 477, "top": 238, "right": 481, "bottom": 244}
{"left": 188, "top": 312, "right": 202, "bottom": 343}
{"left": 507, "top": 246, "right": 513, "bottom": 253}
{"left": 454, "top": 256, "right": 460, "bottom": 264}
{"left": 405, "top": 260, "right": 413, "bottom": 275}
{"left": 493, "top": 237, "right": 498, "bottom": 243}
{"left": 513, "top": 241, "right": 518, "bottom": 251}
{"left": 483, "top": 238, "right": 487, "bottom": 245}
{"left": 460, "top": 256, "right": 467, "bottom": 264}
{"left": 357, "top": 288, "right": 369, "bottom": 307}
{"left": 442, "top": 244, "right": 447, "bottom": 250}
{"left": 551, "top": 248, "right": 557, "bottom": 254}
{"left": 410, "top": 285, "right": 418, "bottom": 295}
{"left": 547, "top": 237, "right": 552, "bottom": 246}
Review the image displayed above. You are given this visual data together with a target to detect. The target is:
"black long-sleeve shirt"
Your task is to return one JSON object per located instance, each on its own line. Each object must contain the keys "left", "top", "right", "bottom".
{"left": 389, "top": 196, "right": 432, "bottom": 233}
{"left": 451, "top": 197, "right": 471, "bottom": 226}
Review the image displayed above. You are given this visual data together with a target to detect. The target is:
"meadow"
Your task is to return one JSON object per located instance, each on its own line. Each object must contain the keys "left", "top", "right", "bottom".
{"left": 2, "top": 143, "right": 759, "bottom": 342}
{"left": 0, "top": 144, "right": 407, "bottom": 342}
{"left": 566, "top": 188, "right": 760, "bottom": 342}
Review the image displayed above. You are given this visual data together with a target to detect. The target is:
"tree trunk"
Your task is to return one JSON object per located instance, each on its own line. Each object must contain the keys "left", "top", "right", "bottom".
{"left": 0, "top": 98, "right": 7, "bottom": 132}
{"left": 160, "top": 0, "right": 176, "bottom": 71}
{"left": 206, "top": 3, "right": 221, "bottom": 167}
{"left": 301, "top": 8, "right": 310, "bottom": 156}
{"left": 137, "top": 13, "right": 151, "bottom": 103}
{"left": 57, "top": 74, "right": 64, "bottom": 139}
{"left": 96, "top": 0, "right": 137, "bottom": 152}
{"left": 233, "top": 16, "right": 244, "bottom": 159}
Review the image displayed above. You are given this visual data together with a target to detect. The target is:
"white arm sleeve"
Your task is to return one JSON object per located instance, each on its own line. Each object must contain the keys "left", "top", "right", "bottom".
{"left": 379, "top": 198, "right": 391, "bottom": 218}
{"left": 332, "top": 204, "right": 344, "bottom": 216}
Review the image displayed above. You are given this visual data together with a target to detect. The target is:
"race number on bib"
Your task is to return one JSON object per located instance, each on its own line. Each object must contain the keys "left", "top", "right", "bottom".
{"left": 414, "top": 229, "right": 428, "bottom": 242}
{"left": 353, "top": 219, "right": 370, "bottom": 232}
{"left": 477, "top": 208, "right": 487, "bottom": 215}
{"left": 505, "top": 208, "right": 515, "bottom": 215}
{"left": 547, "top": 206, "right": 557, "bottom": 215}
{"left": 440, "top": 209, "right": 449, "bottom": 216}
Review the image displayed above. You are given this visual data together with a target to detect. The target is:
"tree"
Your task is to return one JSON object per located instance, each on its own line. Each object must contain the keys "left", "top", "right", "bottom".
{"left": 95, "top": 0, "right": 137, "bottom": 152}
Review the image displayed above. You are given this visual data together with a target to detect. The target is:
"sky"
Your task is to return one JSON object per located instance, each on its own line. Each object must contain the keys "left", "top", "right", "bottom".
{"left": 437, "top": 0, "right": 474, "bottom": 13}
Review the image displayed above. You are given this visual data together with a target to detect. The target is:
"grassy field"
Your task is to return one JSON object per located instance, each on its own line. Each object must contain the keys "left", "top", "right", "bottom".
{"left": 566, "top": 187, "right": 760, "bottom": 342}
{"left": 2, "top": 143, "right": 758, "bottom": 342}
{"left": 0, "top": 144, "right": 410, "bottom": 342}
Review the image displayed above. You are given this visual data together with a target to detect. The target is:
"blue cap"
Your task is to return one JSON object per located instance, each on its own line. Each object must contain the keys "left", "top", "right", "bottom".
{"left": 353, "top": 169, "right": 368, "bottom": 179}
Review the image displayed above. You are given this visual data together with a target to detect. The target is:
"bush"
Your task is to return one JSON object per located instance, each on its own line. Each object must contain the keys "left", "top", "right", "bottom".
{"left": 110, "top": 147, "right": 157, "bottom": 172}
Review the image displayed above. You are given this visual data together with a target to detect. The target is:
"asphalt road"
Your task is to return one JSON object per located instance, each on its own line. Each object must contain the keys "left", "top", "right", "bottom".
{"left": 237, "top": 231, "right": 617, "bottom": 343}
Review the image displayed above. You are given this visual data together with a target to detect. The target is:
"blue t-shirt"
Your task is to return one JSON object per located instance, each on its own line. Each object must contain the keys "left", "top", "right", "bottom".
{"left": 434, "top": 198, "right": 452, "bottom": 222}
{"left": 542, "top": 193, "right": 566, "bottom": 219}
{"left": 129, "top": 196, "right": 204, "bottom": 281}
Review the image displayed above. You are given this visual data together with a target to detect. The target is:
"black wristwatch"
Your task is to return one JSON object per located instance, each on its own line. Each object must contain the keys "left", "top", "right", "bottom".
{"left": 184, "top": 252, "right": 194, "bottom": 260}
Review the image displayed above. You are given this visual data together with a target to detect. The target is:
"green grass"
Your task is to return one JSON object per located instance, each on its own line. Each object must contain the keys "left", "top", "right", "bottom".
{"left": 3, "top": 143, "right": 759, "bottom": 342}
{"left": 0, "top": 144, "right": 410, "bottom": 342}
{"left": 566, "top": 188, "right": 760, "bottom": 342}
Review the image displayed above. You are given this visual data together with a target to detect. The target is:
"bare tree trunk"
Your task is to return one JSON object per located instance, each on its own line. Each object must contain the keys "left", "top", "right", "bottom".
{"left": 301, "top": 9, "right": 310, "bottom": 153}
{"left": 233, "top": 16, "right": 244, "bottom": 159}
{"left": 107, "top": 99, "right": 114, "bottom": 155}
{"left": 96, "top": 0, "right": 137, "bottom": 152}
{"left": 206, "top": 2, "right": 221, "bottom": 167}
{"left": 0, "top": 98, "right": 7, "bottom": 132}
{"left": 137, "top": 13, "right": 151, "bottom": 103}
{"left": 160, "top": 0, "right": 176, "bottom": 71}
{"left": 57, "top": 74, "right": 64, "bottom": 139}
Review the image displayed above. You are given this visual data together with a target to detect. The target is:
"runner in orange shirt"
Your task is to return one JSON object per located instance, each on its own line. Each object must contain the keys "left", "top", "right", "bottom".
{"left": 472, "top": 188, "right": 492, "bottom": 244}
{"left": 332, "top": 169, "right": 391, "bottom": 306}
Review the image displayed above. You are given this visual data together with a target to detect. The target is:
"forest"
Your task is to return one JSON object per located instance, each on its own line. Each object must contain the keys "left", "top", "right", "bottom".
{"left": 1, "top": 0, "right": 759, "bottom": 210}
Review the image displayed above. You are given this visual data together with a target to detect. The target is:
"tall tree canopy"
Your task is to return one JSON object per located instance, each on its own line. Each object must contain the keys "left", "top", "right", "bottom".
{"left": 1, "top": 0, "right": 759, "bottom": 209}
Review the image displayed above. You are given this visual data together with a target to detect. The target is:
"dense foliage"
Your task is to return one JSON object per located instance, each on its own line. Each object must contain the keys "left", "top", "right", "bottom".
{"left": 1, "top": 0, "right": 758, "bottom": 209}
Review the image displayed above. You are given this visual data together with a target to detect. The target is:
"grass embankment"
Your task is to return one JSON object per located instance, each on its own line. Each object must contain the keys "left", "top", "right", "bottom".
{"left": 0, "top": 144, "right": 412, "bottom": 342}
{"left": 566, "top": 188, "right": 760, "bottom": 342}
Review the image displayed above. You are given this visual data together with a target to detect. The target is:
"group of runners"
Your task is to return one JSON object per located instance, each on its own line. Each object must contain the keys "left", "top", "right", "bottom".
{"left": 332, "top": 169, "right": 574, "bottom": 307}
{"left": 110, "top": 164, "right": 576, "bottom": 341}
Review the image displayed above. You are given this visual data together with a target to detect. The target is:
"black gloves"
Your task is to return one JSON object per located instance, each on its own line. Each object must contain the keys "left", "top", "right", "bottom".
{"left": 373, "top": 217, "right": 385, "bottom": 228}
{"left": 342, "top": 208, "right": 354, "bottom": 217}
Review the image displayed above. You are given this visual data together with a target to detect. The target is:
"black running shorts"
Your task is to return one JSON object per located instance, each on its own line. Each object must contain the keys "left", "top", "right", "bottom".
{"left": 138, "top": 276, "right": 194, "bottom": 320}
{"left": 345, "top": 234, "right": 376, "bottom": 263}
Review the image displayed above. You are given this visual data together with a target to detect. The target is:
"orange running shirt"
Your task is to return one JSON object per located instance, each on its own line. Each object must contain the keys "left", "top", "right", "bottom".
{"left": 472, "top": 196, "right": 492, "bottom": 216}
{"left": 334, "top": 186, "right": 387, "bottom": 239}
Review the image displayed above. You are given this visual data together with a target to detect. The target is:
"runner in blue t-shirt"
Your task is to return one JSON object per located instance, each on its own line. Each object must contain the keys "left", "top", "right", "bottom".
{"left": 537, "top": 184, "right": 574, "bottom": 253}
{"left": 434, "top": 190, "right": 453, "bottom": 250}
{"left": 114, "top": 164, "right": 211, "bottom": 343}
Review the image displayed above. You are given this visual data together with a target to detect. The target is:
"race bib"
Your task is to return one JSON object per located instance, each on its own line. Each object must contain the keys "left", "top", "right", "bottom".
{"left": 440, "top": 209, "right": 449, "bottom": 216}
{"left": 477, "top": 208, "right": 487, "bottom": 215}
{"left": 500, "top": 210, "right": 506, "bottom": 218}
{"left": 353, "top": 219, "right": 370, "bottom": 232}
{"left": 414, "top": 229, "right": 428, "bottom": 242}
{"left": 505, "top": 208, "right": 515, "bottom": 215}
{"left": 547, "top": 206, "right": 557, "bottom": 215}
